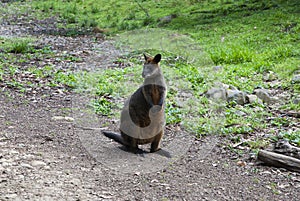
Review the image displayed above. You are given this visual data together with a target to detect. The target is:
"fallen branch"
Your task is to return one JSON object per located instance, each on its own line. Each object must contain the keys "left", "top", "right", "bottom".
{"left": 257, "top": 149, "right": 300, "bottom": 173}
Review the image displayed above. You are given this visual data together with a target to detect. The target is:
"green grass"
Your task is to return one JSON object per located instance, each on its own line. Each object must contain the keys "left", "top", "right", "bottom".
{"left": 29, "top": 0, "right": 300, "bottom": 87}
{"left": 280, "top": 130, "right": 300, "bottom": 146}
{"left": 1, "top": 0, "right": 299, "bottom": 148}
{"left": 1, "top": 38, "right": 34, "bottom": 53}
{"left": 0, "top": 36, "right": 78, "bottom": 92}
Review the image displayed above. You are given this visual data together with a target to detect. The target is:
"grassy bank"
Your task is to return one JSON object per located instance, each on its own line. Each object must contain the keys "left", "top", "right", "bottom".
{"left": 29, "top": 0, "right": 300, "bottom": 89}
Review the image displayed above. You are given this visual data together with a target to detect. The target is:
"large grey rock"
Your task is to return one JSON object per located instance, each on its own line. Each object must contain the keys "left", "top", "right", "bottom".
{"left": 226, "top": 89, "right": 246, "bottom": 105}
{"left": 246, "top": 94, "right": 263, "bottom": 104}
{"left": 292, "top": 74, "right": 300, "bottom": 83}
{"left": 205, "top": 87, "right": 227, "bottom": 100}
{"left": 254, "top": 89, "right": 272, "bottom": 104}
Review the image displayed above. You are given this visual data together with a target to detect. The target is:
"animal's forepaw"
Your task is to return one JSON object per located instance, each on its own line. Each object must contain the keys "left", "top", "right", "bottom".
{"left": 150, "top": 105, "right": 162, "bottom": 113}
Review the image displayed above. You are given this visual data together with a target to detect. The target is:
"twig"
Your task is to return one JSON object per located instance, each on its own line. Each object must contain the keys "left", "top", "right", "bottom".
{"left": 75, "top": 126, "right": 108, "bottom": 131}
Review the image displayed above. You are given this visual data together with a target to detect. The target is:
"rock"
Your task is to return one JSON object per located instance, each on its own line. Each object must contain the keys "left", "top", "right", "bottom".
{"left": 4, "top": 194, "right": 18, "bottom": 199}
{"left": 20, "top": 163, "right": 33, "bottom": 169}
{"left": 10, "top": 150, "right": 19, "bottom": 155}
{"left": 221, "top": 83, "right": 230, "bottom": 89}
{"left": 176, "top": 99, "right": 184, "bottom": 108}
{"left": 214, "top": 82, "right": 235, "bottom": 90}
{"left": 293, "top": 97, "right": 300, "bottom": 104}
{"left": 270, "top": 97, "right": 280, "bottom": 104}
{"left": 246, "top": 94, "right": 263, "bottom": 104}
{"left": 254, "top": 89, "right": 272, "bottom": 104}
{"left": 51, "top": 116, "right": 74, "bottom": 122}
{"left": 205, "top": 87, "right": 227, "bottom": 100}
{"left": 226, "top": 89, "right": 246, "bottom": 105}
{"left": 269, "top": 80, "right": 282, "bottom": 88}
{"left": 213, "top": 66, "right": 223, "bottom": 71}
{"left": 292, "top": 74, "right": 300, "bottom": 83}
{"left": 263, "top": 71, "right": 277, "bottom": 82}
{"left": 31, "top": 160, "right": 47, "bottom": 167}
{"left": 180, "top": 92, "right": 193, "bottom": 98}
{"left": 158, "top": 14, "right": 177, "bottom": 25}
{"left": 234, "top": 110, "right": 246, "bottom": 116}
{"left": 70, "top": 178, "right": 81, "bottom": 186}
{"left": 253, "top": 106, "right": 264, "bottom": 112}
{"left": 1, "top": 161, "right": 11, "bottom": 167}
{"left": 228, "top": 85, "right": 238, "bottom": 91}
{"left": 43, "top": 165, "right": 51, "bottom": 170}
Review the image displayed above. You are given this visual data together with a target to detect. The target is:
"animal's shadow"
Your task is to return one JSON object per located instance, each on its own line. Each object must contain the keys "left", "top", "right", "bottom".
{"left": 118, "top": 145, "right": 172, "bottom": 158}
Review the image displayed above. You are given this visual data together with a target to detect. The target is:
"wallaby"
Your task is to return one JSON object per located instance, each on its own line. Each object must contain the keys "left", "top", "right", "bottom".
{"left": 102, "top": 53, "right": 170, "bottom": 158}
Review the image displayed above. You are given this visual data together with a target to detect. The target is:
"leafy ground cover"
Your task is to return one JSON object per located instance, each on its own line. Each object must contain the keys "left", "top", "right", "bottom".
{"left": 0, "top": 37, "right": 77, "bottom": 93}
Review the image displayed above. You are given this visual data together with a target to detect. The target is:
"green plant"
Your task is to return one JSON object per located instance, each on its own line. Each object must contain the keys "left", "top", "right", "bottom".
{"left": 280, "top": 130, "right": 300, "bottom": 146}
{"left": 246, "top": 139, "right": 270, "bottom": 149}
{"left": 54, "top": 71, "right": 77, "bottom": 88}
{"left": 165, "top": 101, "right": 182, "bottom": 125}
{"left": 93, "top": 97, "right": 113, "bottom": 116}
{"left": 9, "top": 39, "right": 33, "bottom": 54}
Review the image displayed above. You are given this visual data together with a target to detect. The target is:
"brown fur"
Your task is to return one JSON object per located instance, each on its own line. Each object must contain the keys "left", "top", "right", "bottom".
{"left": 102, "top": 54, "right": 170, "bottom": 157}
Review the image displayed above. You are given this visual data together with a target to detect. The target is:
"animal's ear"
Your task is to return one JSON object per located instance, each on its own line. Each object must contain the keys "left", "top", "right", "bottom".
{"left": 143, "top": 53, "right": 148, "bottom": 61}
{"left": 153, "top": 54, "right": 161, "bottom": 63}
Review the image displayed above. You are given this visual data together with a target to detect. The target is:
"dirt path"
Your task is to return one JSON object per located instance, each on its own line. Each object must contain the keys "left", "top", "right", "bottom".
{"left": 0, "top": 2, "right": 299, "bottom": 200}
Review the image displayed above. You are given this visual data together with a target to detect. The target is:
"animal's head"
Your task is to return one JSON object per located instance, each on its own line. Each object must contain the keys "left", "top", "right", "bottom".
{"left": 142, "top": 53, "right": 161, "bottom": 78}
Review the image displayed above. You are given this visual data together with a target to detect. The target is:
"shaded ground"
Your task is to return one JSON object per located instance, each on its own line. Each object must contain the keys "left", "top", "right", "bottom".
{"left": 0, "top": 2, "right": 299, "bottom": 201}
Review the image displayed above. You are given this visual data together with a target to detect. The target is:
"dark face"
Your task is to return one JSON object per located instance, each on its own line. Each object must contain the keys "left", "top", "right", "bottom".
{"left": 142, "top": 54, "right": 161, "bottom": 78}
{"left": 142, "top": 62, "right": 159, "bottom": 78}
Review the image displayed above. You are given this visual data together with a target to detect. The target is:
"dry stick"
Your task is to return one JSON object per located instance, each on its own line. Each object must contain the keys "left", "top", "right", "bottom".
{"left": 75, "top": 126, "right": 108, "bottom": 131}
{"left": 258, "top": 149, "right": 300, "bottom": 173}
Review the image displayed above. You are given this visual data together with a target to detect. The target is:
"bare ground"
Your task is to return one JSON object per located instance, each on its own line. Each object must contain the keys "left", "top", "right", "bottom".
{"left": 0, "top": 2, "right": 300, "bottom": 201}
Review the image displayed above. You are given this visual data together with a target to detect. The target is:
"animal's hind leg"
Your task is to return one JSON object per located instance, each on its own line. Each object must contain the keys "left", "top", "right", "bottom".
{"left": 126, "top": 136, "right": 143, "bottom": 154}
{"left": 150, "top": 130, "right": 163, "bottom": 152}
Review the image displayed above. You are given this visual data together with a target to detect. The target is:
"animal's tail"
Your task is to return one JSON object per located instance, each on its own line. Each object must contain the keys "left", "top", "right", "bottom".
{"left": 102, "top": 131, "right": 127, "bottom": 145}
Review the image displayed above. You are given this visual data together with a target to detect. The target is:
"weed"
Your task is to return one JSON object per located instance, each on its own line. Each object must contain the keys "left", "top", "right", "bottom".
{"left": 54, "top": 71, "right": 77, "bottom": 88}
{"left": 279, "top": 130, "right": 300, "bottom": 146}
{"left": 165, "top": 101, "right": 182, "bottom": 125}
{"left": 269, "top": 182, "right": 280, "bottom": 195}
{"left": 0, "top": 66, "right": 3, "bottom": 81}
{"left": 8, "top": 39, "right": 34, "bottom": 54}
{"left": 93, "top": 97, "right": 113, "bottom": 116}
{"left": 246, "top": 139, "right": 270, "bottom": 149}
{"left": 270, "top": 117, "right": 290, "bottom": 128}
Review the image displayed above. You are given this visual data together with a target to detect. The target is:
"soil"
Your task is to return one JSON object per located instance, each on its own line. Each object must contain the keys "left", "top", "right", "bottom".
{"left": 1, "top": 2, "right": 300, "bottom": 201}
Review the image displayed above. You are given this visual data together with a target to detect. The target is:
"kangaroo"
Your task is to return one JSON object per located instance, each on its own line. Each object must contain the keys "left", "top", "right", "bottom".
{"left": 102, "top": 53, "right": 170, "bottom": 158}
